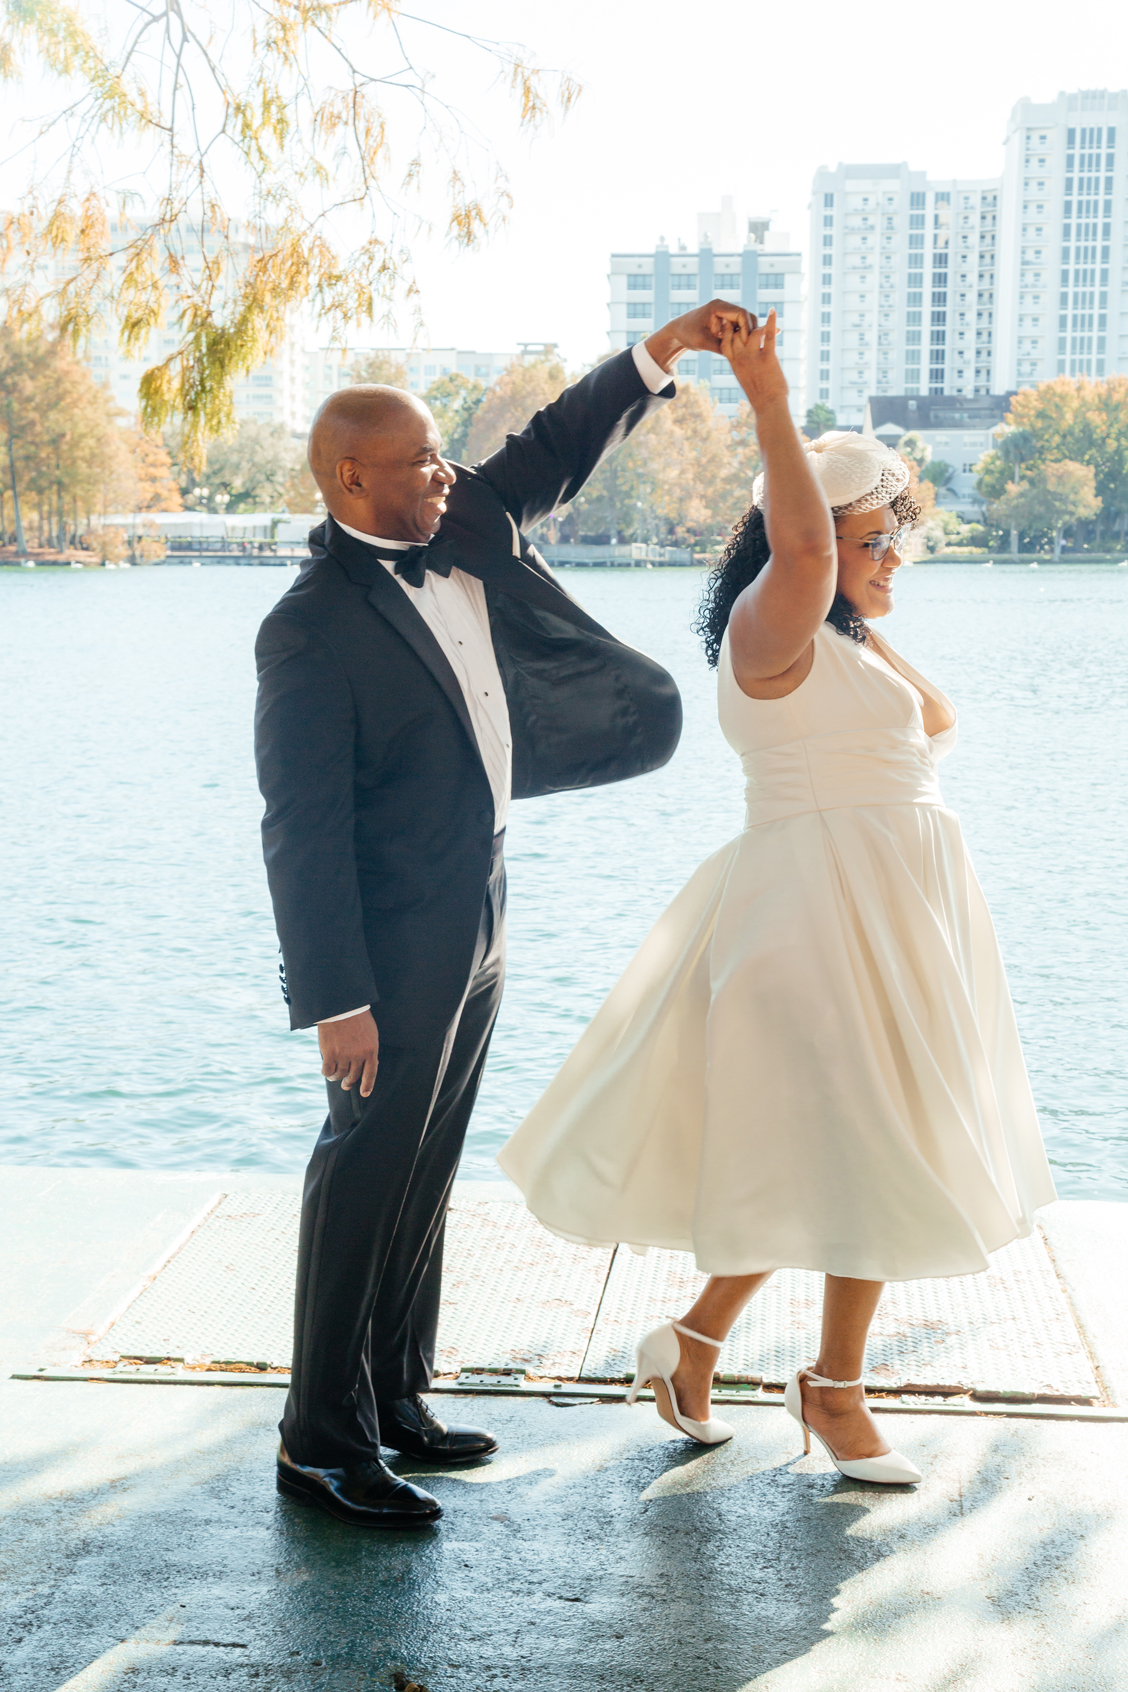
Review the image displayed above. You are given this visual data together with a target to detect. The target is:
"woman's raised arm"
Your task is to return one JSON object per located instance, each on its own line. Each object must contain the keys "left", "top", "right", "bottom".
{"left": 721, "top": 316, "right": 837, "bottom": 690}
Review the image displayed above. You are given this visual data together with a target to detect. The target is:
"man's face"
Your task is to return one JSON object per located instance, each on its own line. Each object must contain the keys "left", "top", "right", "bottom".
{"left": 333, "top": 403, "right": 456, "bottom": 542}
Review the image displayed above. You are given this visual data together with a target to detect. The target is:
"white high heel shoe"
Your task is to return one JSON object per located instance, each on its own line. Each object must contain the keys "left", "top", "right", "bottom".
{"left": 784, "top": 1367, "right": 922, "bottom": 1485}
{"left": 625, "top": 1321, "right": 735, "bottom": 1445}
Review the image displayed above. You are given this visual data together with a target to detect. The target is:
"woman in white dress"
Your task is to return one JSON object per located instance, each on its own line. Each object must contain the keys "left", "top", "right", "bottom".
{"left": 499, "top": 312, "right": 1055, "bottom": 1485}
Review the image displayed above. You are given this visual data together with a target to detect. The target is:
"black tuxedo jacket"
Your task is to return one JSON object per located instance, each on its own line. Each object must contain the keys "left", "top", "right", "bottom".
{"left": 254, "top": 348, "right": 682, "bottom": 1039}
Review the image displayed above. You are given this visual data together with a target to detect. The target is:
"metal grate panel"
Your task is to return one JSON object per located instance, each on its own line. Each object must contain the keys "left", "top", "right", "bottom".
{"left": 92, "top": 1190, "right": 1099, "bottom": 1399}
{"left": 103, "top": 1190, "right": 299, "bottom": 1366}
{"left": 580, "top": 1232, "right": 1099, "bottom": 1397}
{"left": 95, "top": 1192, "right": 613, "bottom": 1381}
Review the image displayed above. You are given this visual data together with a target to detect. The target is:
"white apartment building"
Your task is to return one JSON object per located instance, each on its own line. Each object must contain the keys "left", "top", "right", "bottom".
{"left": 304, "top": 346, "right": 516, "bottom": 427}
{"left": 609, "top": 200, "right": 805, "bottom": 418}
{"left": 808, "top": 164, "right": 1001, "bottom": 427}
{"left": 996, "top": 89, "right": 1128, "bottom": 389}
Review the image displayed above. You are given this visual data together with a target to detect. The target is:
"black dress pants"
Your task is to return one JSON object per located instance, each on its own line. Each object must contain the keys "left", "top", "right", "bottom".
{"left": 280, "top": 835, "right": 506, "bottom": 1468}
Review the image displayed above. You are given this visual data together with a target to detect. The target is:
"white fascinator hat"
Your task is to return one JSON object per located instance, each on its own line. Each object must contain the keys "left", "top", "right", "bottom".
{"left": 751, "top": 430, "right": 910, "bottom": 515}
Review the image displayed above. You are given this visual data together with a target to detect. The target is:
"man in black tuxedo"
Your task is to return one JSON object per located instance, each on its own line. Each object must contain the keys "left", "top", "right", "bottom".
{"left": 255, "top": 302, "right": 751, "bottom": 1527}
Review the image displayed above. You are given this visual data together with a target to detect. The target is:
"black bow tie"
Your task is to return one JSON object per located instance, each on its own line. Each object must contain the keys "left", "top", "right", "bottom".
{"left": 367, "top": 540, "right": 452, "bottom": 590}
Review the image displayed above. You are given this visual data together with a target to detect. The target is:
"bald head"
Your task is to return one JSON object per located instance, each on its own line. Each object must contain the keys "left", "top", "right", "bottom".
{"left": 308, "top": 383, "right": 455, "bottom": 544}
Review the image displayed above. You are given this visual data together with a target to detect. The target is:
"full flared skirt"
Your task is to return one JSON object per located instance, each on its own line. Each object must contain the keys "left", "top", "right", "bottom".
{"left": 498, "top": 803, "right": 1056, "bottom": 1281}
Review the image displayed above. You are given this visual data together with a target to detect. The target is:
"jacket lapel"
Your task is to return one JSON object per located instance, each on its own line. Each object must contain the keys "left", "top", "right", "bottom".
{"left": 320, "top": 518, "right": 484, "bottom": 769}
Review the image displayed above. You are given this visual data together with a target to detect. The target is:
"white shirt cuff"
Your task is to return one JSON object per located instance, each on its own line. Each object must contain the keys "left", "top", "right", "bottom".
{"left": 318, "top": 1004, "right": 370, "bottom": 1024}
{"left": 631, "top": 339, "right": 676, "bottom": 394}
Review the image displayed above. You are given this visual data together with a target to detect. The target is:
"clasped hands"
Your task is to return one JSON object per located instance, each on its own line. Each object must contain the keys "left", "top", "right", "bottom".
{"left": 646, "top": 300, "right": 788, "bottom": 411}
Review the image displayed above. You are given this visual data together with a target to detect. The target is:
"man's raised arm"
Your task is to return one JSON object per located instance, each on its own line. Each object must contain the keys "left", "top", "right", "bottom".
{"left": 473, "top": 302, "right": 755, "bottom": 534}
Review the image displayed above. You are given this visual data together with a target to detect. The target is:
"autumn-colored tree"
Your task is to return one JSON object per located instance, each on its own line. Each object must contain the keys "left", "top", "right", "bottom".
{"left": 126, "top": 432, "right": 183, "bottom": 512}
{"left": 464, "top": 355, "right": 569, "bottom": 462}
{"left": 0, "top": 5, "right": 578, "bottom": 465}
{"left": 562, "top": 383, "right": 763, "bottom": 547}
{"left": 0, "top": 329, "right": 138, "bottom": 548}
{"left": 423, "top": 372, "right": 487, "bottom": 461}
{"left": 992, "top": 381, "right": 1128, "bottom": 543}
{"left": 988, "top": 461, "right": 1101, "bottom": 557}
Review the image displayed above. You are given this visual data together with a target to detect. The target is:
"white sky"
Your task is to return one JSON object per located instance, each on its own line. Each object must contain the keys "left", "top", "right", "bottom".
{"left": 400, "top": 0, "right": 1128, "bottom": 364}
{"left": 4, "top": 0, "right": 1128, "bottom": 366}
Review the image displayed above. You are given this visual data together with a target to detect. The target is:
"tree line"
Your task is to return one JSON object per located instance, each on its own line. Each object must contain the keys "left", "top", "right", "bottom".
{"left": 974, "top": 377, "right": 1128, "bottom": 556}
{"left": 0, "top": 332, "right": 181, "bottom": 553}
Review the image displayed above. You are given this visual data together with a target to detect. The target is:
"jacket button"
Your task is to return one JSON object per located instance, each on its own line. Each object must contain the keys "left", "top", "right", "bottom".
{"left": 480, "top": 808, "right": 493, "bottom": 826}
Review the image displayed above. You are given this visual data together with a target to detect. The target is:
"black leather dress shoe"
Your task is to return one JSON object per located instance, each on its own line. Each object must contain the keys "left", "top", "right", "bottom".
{"left": 276, "top": 1443, "right": 442, "bottom": 1527}
{"left": 376, "top": 1394, "right": 499, "bottom": 1465}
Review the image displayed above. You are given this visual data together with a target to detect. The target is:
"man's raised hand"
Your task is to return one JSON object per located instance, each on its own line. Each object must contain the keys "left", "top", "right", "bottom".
{"left": 318, "top": 1008, "right": 380, "bottom": 1098}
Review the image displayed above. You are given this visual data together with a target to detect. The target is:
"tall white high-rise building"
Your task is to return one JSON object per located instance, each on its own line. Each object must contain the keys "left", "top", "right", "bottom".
{"left": 609, "top": 201, "right": 805, "bottom": 419}
{"left": 809, "top": 89, "right": 1128, "bottom": 423}
{"left": 808, "top": 164, "right": 1001, "bottom": 427}
{"left": 996, "top": 88, "right": 1128, "bottom": 389}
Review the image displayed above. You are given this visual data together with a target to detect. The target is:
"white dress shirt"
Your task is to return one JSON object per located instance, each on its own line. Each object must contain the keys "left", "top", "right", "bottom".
{"left": 321, "top": 339, "right": 674, "bottom": 1024}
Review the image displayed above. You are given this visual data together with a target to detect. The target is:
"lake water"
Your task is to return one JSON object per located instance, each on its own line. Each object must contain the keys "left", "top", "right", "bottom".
{"left": 3, "top": 562, "right": 1127, "bottom": 1198}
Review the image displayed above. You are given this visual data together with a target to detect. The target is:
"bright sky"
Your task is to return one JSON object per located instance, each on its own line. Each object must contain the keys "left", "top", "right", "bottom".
{"left": 402, "top": 0, "right": 1128, "bottom": 364}
{"left": 4, "top": 0, "right": 1128, "bottom": 367}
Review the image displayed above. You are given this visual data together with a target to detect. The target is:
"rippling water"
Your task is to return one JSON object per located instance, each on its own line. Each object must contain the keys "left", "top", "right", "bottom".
{"left": 3, "top": 562, "right": 1126, "bottom": 1197}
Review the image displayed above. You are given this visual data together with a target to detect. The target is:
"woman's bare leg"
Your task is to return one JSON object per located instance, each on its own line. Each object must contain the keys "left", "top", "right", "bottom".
{"left": 670, "top": 1272, "right": 774, "bottom": 1421}
{"left": 801, "top": 1274, "right": 889, "bottom": 1460}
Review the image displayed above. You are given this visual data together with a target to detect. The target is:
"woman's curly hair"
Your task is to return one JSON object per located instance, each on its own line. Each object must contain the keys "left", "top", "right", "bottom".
{"left": 694, "top": 487, "right": 923, "bottom": 668}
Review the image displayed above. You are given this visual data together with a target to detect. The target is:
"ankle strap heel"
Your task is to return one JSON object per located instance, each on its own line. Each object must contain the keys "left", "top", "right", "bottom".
{"left": 672, "top": 1321, "right": 724, "bottom": 1349}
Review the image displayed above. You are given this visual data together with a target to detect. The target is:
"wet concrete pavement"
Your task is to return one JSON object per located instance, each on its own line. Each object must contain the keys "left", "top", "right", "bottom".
{"left": 3, "top": 1170, "right": 1128, "bottom": 1691}
{"left": 5, "top": 1372, "right": 1128, "bottom": 1690}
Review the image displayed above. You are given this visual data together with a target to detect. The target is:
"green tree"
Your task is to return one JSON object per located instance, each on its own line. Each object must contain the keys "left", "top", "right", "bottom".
{"left": 989, "top": 461, "right": 1100, "bottom": 558}
{"left": 422, "top": 372, "right": 487, "bottom": 461}
{"left": 897, "top": 431, "right": 931, "bottom": 469}
{"left": 804, "top": 403, "right": 836, "bottom": 436}
{"left": 921, "top": 459, "right": 955, "bottom": 489}
{"left": 0, "top": 5, "right": 579, "bottom": 465}
{"left": 174, "top": 419, "right": 302, "bottom": 512}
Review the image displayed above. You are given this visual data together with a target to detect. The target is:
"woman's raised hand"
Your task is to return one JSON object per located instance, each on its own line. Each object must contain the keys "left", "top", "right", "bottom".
{"left": 721, "top": 313, "right": 789, "bottom": 413}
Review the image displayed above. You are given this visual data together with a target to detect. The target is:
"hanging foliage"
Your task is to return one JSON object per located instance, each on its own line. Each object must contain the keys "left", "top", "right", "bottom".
{"left": 0, "top": 1, "right": 579, "bottom": 465}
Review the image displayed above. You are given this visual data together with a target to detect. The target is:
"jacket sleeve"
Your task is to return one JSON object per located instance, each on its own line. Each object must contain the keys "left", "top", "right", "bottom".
{"left": 254, "top": 610, "right": 378, "bottom": 1031}
{"left": 473, "top": 348, "right": 673, "bottom": 533}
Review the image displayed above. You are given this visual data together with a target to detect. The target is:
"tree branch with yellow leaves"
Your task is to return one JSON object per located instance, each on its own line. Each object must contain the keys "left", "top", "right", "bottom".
{"left": 0, "top": 0, "right": 580, "bottom": 465}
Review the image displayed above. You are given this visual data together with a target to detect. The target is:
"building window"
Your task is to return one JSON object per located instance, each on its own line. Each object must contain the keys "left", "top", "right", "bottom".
{"left": 714, "top": 388, "right": 741, "bottom": 405}
{"left": 760, "top": 273, "right": 784, "bottom": 290}
{"left": 626, "top": 332, "right": 645, "bottom": 346}
{"left": 626, "top": 274, "right": 653, "bottom": 291}
{"left": 824, "top": 192, "right": 835, "bottom": 207}
{"left": 670, "top": 274, "right": 697, "bottom": 291}
{"left": 823, "top": 214, "right": 835, "bottom": 228}
{"left": 823, "top": 234, "right": 834, "bottom": 248}
{"left": 626, "top": 303, "right": 652, "bottom": 320}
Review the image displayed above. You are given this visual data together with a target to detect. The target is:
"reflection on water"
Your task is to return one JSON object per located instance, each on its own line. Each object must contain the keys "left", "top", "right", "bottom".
{"left": 3, "top": 563, "right": 1126, "bottom": 1197}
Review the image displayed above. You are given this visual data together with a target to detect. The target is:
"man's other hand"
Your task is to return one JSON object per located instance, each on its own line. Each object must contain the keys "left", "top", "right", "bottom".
{"left": 644, "top": 301, "right": 756, "bottom": 371}
{"left": 318, "top": 1009, "right": 380, "bottom": 1097}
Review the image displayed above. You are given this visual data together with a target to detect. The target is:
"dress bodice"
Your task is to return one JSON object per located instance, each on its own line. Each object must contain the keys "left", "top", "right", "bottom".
{"left": 718, "top": 623, "right": 958, "bottom": 829}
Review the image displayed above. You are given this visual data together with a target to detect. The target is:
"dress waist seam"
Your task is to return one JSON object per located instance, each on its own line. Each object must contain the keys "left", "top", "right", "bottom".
{"left": 742, "top": 796, "right": 951, "bottom": 831}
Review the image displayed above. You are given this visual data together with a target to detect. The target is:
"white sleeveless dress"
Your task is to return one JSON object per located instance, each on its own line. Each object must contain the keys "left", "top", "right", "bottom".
{"left": 498, "top": 622, "right": 1056, "bottom": 1282}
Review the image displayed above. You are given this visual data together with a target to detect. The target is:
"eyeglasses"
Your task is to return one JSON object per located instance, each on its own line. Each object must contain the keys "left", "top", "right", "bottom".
{"left": 837, "top": 525, "right": 911, "bottom": 563}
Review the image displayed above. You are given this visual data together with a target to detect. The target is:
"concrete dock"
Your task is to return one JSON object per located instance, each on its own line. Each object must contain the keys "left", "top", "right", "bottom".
{"left": 3, "top": 1167, "right": 1128, "bottom": 1691}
